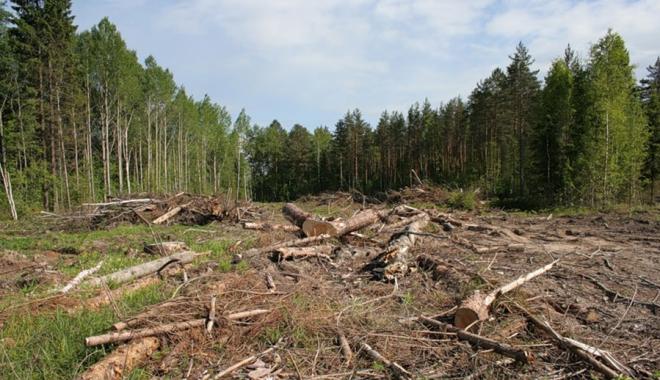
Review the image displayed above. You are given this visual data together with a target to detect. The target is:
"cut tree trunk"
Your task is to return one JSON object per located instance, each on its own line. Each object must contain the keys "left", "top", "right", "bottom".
{"left": 455, "top": 259, "right": 559, "bottom": 329}
{"left": 87, "top": 251, "right": 203, "bottom": 287}
{"left": 282, "top": 203, "right": 313, "bottom": 227}
{"left": 78, "top": 337, "right": 159, "bottom": 380}
{"left": 370, "top": 213, "right": 429, "bottom": 280}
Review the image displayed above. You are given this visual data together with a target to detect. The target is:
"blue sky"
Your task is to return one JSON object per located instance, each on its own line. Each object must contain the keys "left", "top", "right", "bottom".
{"left": 72, "top": 0, "right": 660, "bottom": 129}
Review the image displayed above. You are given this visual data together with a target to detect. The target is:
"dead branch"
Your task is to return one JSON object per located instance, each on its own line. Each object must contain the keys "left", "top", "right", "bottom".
{"left": 359, "top": 342, "right": 412, "bottom": 379}
{"left": 58, "top": 260, "right": 103, "bottom": 294}
{"left": 87, "top": 250, "right": 204, "bottom": 287}
{"left": 581, "top": 274, "right": 659, "bottom": 311}
{"left": 78, "top": 337, "right": 159, "bottom": 380}
{"left": 211, "top": 341, "right": 281, "bottom": 379}
{"left": 86, "top": 309, "right": 271, "bottom": 346}
{"left": 337, "top": 330, "right": 353, "bottom": 366}
{"left": 420, "top": 316, "right": 531, "bottom": 363}
{"left": 516, "top": 305, "right": 631, "bottom": 379}
{"left": 455, "top": 259, "right": 559, "bottom": 329}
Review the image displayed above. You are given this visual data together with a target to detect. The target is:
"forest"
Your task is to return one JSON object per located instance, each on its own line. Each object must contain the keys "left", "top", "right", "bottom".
{"left": 1, "top": 0, "right": 659, "bottom": 220}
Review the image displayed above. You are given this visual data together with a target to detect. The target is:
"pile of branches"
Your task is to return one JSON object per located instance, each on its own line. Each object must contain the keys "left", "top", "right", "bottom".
{"left": 42, "top": 193, "right": 263, "bottom": 229}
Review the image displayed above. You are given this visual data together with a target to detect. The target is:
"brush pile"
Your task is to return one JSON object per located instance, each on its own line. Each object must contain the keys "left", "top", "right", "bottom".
{"left": 40, "top": 193, "right": 263, "bottom": 229}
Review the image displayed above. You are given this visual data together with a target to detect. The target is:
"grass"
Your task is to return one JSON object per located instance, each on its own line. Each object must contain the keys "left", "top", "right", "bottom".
{"left": 446, "top": 190, "right": 478, "bottom": 210}
{"left": 0, "top": 220, "right": 240, "bottom": 379}
{"left": 0, "top": 282, "right": 167, "bottom": 380}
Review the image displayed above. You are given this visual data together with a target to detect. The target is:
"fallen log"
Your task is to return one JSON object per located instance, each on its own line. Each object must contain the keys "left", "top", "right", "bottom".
{"left": 370, "top": 213, "right": 429, "bottom": 280}
{"left": 420, "top": 316, "right": 531, "bottom": 363}
{"left": 152, "top": 202, "right": 191, "bottom": 224}
{"left": 144, "top": 241, "right": 188, "bottom": 255}
{"left": 455, "top": 259, "right": 559, "bottom": 329}
{"left": 359, "top": 342, "right": 411, "bottom": 379}
{"left": 383, "top": 211, "right": 428, "bottom": 231}
{"left": 516, "top": 305, "right": 629, "bottom": 379}
{"left": 282, "top": 203, "right": 313, "bottom": 227}
{"left": 86, "top": 309, "right": 271, "bottom": 346}
{"left": 78, "top": 337, "right": 159, "bottom": 380}
{"left": 273, "top": 245, "right": 334, "bottom": 261}
{"left": 87, "top": 251, "right": 203, "bottom": 287}
{"left": 58, "top": 261, "right": 104, "bottom": 294}
{"left": 242, "top": 222, "right": 300, "bottom": 232}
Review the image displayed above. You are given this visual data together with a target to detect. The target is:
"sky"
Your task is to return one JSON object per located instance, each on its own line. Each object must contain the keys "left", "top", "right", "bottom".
{"left": 72, "top": 0, "right": 660, "bottom": 129}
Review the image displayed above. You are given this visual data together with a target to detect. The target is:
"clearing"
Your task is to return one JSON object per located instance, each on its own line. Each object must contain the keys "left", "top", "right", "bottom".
{"left": 0, "top": 191, "right": 658, "bottom": 379}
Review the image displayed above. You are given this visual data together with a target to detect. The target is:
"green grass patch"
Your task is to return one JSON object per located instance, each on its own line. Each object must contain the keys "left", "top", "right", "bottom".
{"left": 0, "top": 282, "right": 167, "bottom": 380}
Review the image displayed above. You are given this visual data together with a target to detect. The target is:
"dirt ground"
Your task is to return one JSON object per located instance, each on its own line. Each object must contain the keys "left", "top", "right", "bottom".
{"left": 0, "top": 196, "right": 658, "bottom": 379}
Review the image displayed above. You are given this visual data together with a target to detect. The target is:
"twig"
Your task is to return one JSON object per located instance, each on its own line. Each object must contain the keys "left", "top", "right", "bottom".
{"left": 212, "top": 340, "right": 282, "bottom": 379}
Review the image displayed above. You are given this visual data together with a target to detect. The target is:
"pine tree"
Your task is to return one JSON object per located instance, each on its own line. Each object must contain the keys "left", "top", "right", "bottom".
{"left": 534, "top": 59, "right": 574, "bottom": 204}
{"left": 640, "top": 57, "right": 660, "bottom": 201}
{"left": 503, "top": 42, "right": 541, "bottom": 198}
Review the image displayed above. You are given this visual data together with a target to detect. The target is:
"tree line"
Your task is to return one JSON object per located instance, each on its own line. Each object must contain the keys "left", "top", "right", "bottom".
{"left": 0, "top": 0, "right": 658, "bottom": 220}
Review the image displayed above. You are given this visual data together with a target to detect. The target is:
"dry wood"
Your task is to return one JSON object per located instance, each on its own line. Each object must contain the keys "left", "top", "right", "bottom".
{"left": 337, "top": 330, "right": 353, "bottom": 366}
{"left": 144, "top": 241, "right": 188, "bottom": 255}
{"left": 516, "top": 305, "right": 629, "bottom": 378}
{"left": 371, "top": 213, "right": 429, "bottom": 280}
{"left": 113, "top": 299, "right": 180, "bottom": 330}
{"left": 207, "top": 296, "right": 217, "bottom": 333}
{"left": 87, "top": 309, "right": 271, "bottom": 346}
{"left": 265, "top": 273, "right": 276, "bottom": 292}
{"left": 242, "top": 222, "right": 300, "bottom": 232}
{"left": 420, "top": 316, "right": 531, "bottom": 363}
{"left": 152, "top": 201, "right": 191, "bottom": 224}
{"left": 86, "top": 319, "right": 205, "bottom": 346}
{"left": 273, "top": 245, "right": 334, "bottom": 262}
{"left": 58, "top": 260, "right": 103, "bottom": 294}
{"left": 383, "top": 211, "right": 428, "bottom": 231}
{"left": 82, "top": 198, "right": 154, "bottom": 207}
{"left": 78, "top": 337, "right": 159, "bottom": 380}
{"left": 282, "top": 203, "right": 313, "bottom": 227}
{"left": 87, "top": 250, "right": 203, "bottom": 287}
{"left": 359, "top": 342, "right": 411, "bottom": 379}
{"left": 455, "top": 259, "right": 559, "bottom": 329}
{"left": 247, "top": 234, "right": 332, "bottom": 257}
{"left": 302, "top": 208, "right": 385, "bottom": 237}
{"left": 212, "top": 344, "right": 279, "bottom": 379}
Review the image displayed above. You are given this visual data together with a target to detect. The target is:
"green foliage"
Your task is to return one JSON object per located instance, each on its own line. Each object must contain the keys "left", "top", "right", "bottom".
{"left": 446, "top": 190, "right": 478, "bottom": 210}
{"left": 0, "top": 282, "right": 166, "bottom": 379}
